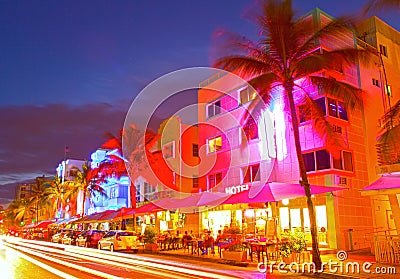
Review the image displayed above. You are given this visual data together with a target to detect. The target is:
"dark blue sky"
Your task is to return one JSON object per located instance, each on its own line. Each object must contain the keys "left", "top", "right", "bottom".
{"left": 1, "top": 0, "right": 399, "bottom": 206}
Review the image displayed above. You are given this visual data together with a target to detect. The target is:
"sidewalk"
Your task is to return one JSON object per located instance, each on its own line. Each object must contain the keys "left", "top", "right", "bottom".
{"left": 316, "top": 250, "right": 398, "bottom": 278}
{"left": 141, "top": 247, "right": 399, "bottom": 278}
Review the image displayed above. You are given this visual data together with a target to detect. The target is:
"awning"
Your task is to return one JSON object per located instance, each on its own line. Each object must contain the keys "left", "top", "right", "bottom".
{"left": 133, "top": 202, "right": 164, "bottom": 214}
{"left": 80, "top": 210, "right": 116, "bottom": 223}
{"left": 36, "top": 220, "right": 55, "bottom": 229}
{"left": 220, "top": 182, "right": 346, "bottom": 204}
{"left": 23, "top": 220, "right": 55, "bottom": 229}
{"left": 96, "top": 210, "right": 123, "bottom": 221}
{"left": 361, "top": 175, "right": 400, "bottom": 196}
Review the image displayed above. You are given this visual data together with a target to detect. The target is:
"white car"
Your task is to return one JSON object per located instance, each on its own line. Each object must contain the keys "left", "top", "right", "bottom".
{"left": 97, "top": 231, "right": 140, "bottom": 252}
{"left": 51, "top": 229, "right": 72, "bottom": 243}
{"left": 61, "top": 230, "right": 82, "bottom": 245}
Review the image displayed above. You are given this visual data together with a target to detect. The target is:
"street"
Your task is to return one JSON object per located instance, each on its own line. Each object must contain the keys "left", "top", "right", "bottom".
{"left": 1, "top": 236, "right": 313, "bottom": 279}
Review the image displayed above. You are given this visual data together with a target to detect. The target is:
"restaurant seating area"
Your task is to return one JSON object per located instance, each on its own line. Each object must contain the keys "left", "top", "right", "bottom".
{"left": 151, "top": 230, "right": 300, "bottom": 264}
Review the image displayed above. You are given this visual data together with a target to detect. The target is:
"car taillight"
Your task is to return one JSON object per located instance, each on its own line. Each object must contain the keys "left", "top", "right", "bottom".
{"left": 116, "top": 235, "right": 121, "bottom": 241}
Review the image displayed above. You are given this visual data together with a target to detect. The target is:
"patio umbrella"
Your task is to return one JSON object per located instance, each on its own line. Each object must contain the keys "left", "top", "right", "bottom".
{"left": 221, "top": 182, "right": 347, "bottom": 204}
{"left": 360, "top": 175, "right": 400, "bottom": 196}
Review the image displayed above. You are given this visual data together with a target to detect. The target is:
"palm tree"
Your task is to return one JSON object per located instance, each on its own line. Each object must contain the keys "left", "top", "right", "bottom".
{"left": 29, "top": 177, "right": 52, "bottom": 224}
{"left": 98, "top": 125, "right": 146, "bottom": 209}
{"left": 214, "top": 0, "right": 372, "bottom": 268}
{"left": 363, "top": 0, "right": 400, "bottom": 15}
{"left": 99, "top": 129, "right": 130, "bottom": 179}
{"left": 361, "top": 0, "right": 400, "bottom": 166}
{"left": 376, "top": 100, "right": 400, "bottom": 165}
{"left": 64, "top": 161, "right": 106, "bottom": 217}
{"left": 10, "top": 198, "right": 36, "bottom": 226}
{"left": 42, "top": 175, "right": 68, "bottom": 219}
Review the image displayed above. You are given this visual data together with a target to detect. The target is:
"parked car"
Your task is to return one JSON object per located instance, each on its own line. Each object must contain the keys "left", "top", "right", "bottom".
{"left": 61, "top": 230, "right": 82, "bottom": 245}
{"left": 51, "top": 229, "right": 72, "bottom": 243}
{"left": 98, "top": 231, "right": 140, "bottom": 252}
{"left": 76, "top": 230, "right": 105, "bottom": 248}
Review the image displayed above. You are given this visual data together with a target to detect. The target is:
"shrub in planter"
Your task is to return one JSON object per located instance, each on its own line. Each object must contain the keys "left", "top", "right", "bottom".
{"left": 143, "top": 226, "right": 158, "bottom": 252}
{"left": 278, "top": 241, "right": 292, "bottom": 258}
{"left": 279, "top": 230, "right": 307, "bottom": 262}
{"left": 289, "top": 230, "right": 306, "bottom": 254}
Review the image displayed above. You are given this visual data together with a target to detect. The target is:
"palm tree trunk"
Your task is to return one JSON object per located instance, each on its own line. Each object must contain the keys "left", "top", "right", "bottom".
{"left": 36, "top": 199, "right": 39, "bottom": 226}
{"left": 285, "top": 82, "right": 322, "bottom": 270}
{"left": 82, "top": 191, "right": 86, "bottom": 217}
{"left": 130, "top": 182, "right": 137, "bottom": 229}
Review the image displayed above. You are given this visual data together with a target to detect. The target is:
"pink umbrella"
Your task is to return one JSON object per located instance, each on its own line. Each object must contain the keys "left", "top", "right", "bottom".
{"left": 361, "top": 175, "right": 400, "bottom": 196}
{"left": 221, "top": 182, "right": 346, "bottom": 204}
{"left": 164, "top": 192, "right": 228, "bottom": 208}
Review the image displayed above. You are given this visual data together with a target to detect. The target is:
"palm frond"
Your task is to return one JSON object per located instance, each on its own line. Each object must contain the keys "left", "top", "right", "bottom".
{"left": 214, "top": 56, "right": 274, "bottom": 80}
{"left": 309, "top": 75, "right": 365, "bottom": 110}
{"left": 377, "top": 124, "right": 400, "bottom": 164}
{"left": 363, "top": 0, "right": 400, "bottom": 16}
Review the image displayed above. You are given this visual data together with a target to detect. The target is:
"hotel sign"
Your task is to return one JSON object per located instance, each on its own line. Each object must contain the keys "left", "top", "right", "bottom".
{"left": 225, "top": 184, "right": 249, "bottom": 195}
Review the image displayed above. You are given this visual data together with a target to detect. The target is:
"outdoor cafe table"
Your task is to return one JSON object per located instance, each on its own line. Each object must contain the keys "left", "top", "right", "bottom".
{"left": 245, "top": 241, "right": 277, "bottom": 262}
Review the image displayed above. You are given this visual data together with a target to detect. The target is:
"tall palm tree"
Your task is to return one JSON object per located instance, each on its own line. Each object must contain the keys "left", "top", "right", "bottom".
{"left": 361, "top": 0, "right": 400, "bottom": 167}
{"left": 98, "top": 125, "right": 147, "bottom": 209}
{"left": 43, "top": 175, "right": 68, "bottom": 219}
{"left": 214, "top": 0, "right": 372, "bottom": 268}
{"left": 29, "top": 178, "right": 52, "bottom": 224}
{"left": 64, "top": 161, "right": 106, "bottom": 217}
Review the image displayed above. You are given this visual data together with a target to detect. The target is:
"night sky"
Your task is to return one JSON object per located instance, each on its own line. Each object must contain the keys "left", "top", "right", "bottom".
{"left": 1, "top": 0, "right": 399, "bottom": 206}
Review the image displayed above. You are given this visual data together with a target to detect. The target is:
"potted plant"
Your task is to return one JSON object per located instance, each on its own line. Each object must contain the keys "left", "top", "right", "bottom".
{"left": 278, "top": 240, "right": 293, "bottom": 264}
{"left": 289, "top": 230, "right": 307, "bottom": 262}
{"left": 221, "top": 226, "right": 246, "bottom": 262}
{"left": 143, "top": 226, "right": 158, "bottom": 252}
{"left": 278, "top": 230, "right": 307, "bottom": 263}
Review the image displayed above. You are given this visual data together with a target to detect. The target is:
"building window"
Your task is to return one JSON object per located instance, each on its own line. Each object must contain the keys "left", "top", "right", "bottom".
{"left": 143, "top": 182, "right": 156, "bottom": 196}
{"left": 135, "top": 185, "right": 141, "bottom": 202}
{"left": 299, "top": 97, "right": 326, "bottom": 123}
{"left": 208, "top": 172, "right": 222, "bottom": 189}
{"left": 303, "top": 149, "right": 353, "bottom": 172}
{"left": 192, "top": 144, "right": 199, "bottom": 157}
{"left": 208, "top": 136, "right": 222, "bottom": 153}
{"left": 163, "top": 141, "right": 175, "bottom": 159}
{"left": 299, "top": 97, "right": 348, "bottom": 123}
{"left": 379, "top": 44, "right": 388, "bottom": 57}
{"left": 372, "top": 78, "right": 380, "bottom": 87}
{"left": 243, "top": 117, "right": 259, "bottom": 140}
{"left": 239, "top": 86, "right": 256, "bottom": 105}
{"left": 192, "top": 176, "right": 199, "bottom": 189}
{"left": 242, "top": 164, "right": 260, "bottom": 183}
{"left": 207, "top": 100, "right": 221, "bottom": 118}
{"left": 332, "top": 151, "right": 354, "bottom": 171}
{"left": 110, "top": 187, "right": 118, "bottom": 198}
{"left": 327, "top": 98, "right": 348, "bottom": 121}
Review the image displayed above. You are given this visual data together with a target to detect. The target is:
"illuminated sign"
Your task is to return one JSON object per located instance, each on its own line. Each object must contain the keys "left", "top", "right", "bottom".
{"left": 225, "top": 184, "right": 249, "bottom": 194}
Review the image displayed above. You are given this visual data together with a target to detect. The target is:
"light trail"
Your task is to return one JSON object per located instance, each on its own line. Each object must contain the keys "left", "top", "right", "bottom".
{"left": 3, "top": 237, "right": 241, "bottom": 279}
